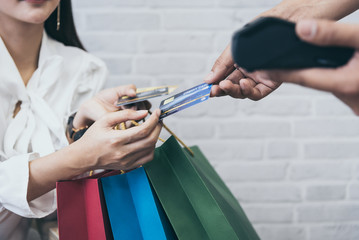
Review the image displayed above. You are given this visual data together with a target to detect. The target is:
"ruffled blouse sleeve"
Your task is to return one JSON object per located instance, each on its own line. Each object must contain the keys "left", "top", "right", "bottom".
{"left": 0, "top": 153, "right": 56, "bottom": 218}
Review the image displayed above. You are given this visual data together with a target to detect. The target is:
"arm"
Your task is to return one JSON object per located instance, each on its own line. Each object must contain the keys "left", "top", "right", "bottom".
{"left": 260, "top": 0, "right": 359, "bottom": 21}
{"left": 27, "top": 109, "right": 162, "bottom": 202}
{"left": 205, "top": 0, "right": 359, "bottom": 100}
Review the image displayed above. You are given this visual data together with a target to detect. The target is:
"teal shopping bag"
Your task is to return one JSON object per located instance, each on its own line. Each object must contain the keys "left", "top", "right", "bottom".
{"left": 101, "top": 167, "right": 176, "bottom": 240}
{"left": 145, "top": 136, "right": 260, "bottom": 240}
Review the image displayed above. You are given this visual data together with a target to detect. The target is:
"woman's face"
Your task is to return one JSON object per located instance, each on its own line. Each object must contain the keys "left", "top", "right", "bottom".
{"left": 0, "top": 0, "right": 60, "bottom": 25}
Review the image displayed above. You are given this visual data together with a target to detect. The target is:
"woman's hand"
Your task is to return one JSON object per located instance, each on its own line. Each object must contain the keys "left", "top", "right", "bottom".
{"left": 73, "top": 84, "right": 138, "bottom": 128}
{"left": 75, "top": 109, "right": 162, "bottom": 171}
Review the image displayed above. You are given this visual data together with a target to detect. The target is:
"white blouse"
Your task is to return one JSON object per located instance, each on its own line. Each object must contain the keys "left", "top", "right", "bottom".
{"left": 0, "top": 32, "right": 107, "bottom": 239}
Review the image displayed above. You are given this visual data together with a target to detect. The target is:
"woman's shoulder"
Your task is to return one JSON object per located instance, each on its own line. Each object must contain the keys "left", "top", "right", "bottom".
{"left": 46, "top": 35, "right": 106, "bottom": 74}
{"left": 44, "top": 35, "right": 108, "bottom": 90}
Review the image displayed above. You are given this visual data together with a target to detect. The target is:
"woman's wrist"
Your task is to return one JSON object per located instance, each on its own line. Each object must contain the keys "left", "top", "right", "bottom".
{"left": 67, "top": 112, "right": 89, "bottom": 142}
{"left": 62, "top": 142, "right": 91, "bottom": 176}
{"left": 71, "top": 139, "right": 98, "bottom": 173}
{"left": 27, "top": 142, "right": 93, "bottom": 201}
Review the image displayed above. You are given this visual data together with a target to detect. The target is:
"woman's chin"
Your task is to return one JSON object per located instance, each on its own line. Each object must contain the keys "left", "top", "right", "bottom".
{"left": 16, "top": 0, "right": 57, "bottom": 24}
{"left": 21, "top": 14, "right": 50, "bottom": 25}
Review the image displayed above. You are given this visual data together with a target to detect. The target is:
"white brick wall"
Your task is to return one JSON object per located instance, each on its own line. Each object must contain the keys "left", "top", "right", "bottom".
{"left": 72, "top": 1, "right": 359, "bottom": 239}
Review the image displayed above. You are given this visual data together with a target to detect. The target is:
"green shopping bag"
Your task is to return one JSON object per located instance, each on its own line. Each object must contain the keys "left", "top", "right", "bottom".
{"left": 144, "top": 136, "right": 260, "bottom": 240}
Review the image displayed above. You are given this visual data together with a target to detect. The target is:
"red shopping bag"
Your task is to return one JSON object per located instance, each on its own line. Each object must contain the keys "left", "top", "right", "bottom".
{"left": 56, "top": 171, "right": 120, "bottom": 240}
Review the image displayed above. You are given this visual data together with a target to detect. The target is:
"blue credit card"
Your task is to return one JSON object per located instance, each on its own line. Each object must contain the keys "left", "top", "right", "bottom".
{"left": 159, "top": 83, "right": 212, "bottom": 119}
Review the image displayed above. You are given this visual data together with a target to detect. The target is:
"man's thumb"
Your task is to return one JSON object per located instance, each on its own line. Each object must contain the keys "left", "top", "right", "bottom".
{"left": 296, "top": 19, "right": 359, "bottom": 49}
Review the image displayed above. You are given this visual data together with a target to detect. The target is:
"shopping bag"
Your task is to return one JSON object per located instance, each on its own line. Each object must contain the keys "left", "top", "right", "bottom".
{"left": 144, "top": 136, "right": 260, "bottom": 240}
{"left": 56, "top": 171, "right": 114, "bottom": 240}
{"left": 100, "top": 167, "right": 176, "bottom": 240}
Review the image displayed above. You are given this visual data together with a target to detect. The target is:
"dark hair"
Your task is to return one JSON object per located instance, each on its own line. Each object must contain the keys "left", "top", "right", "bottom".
{"left": 45, "top": 0, "right": 86, "bottom": 51}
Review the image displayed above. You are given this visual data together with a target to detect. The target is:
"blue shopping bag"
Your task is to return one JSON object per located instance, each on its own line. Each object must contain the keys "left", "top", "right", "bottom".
{"left": 101, "top": 167, "right": 176, "bottom": 240}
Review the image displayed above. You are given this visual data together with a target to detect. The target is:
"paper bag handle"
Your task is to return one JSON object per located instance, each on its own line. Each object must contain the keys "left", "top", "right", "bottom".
{"left": 127, "top": 110, "right": 194, "bottom": 156}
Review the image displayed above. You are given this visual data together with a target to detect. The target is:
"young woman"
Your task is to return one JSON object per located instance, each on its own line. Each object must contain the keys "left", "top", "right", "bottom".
{"left": 0, "top": 0, "right": 162, "bottom": 239}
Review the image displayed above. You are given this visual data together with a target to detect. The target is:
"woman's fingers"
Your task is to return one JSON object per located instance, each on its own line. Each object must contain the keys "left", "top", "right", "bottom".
{"left": 111, "top": 109, "right": 161, "bottom": 144}
{"left": 81, "top": 107, "right": 162, "bottom": 171}
{"left": 109, "top": 121, "right": 161, "bottom": 169}
{"left": 104, "top": 147, "right": 154, "bottom": 170}
{"left": 126, "top": 122, "right": 162, "bottom": 149}
{"left": 99, "top": 109, "right": 149, "bottom": 128}
{"left": 113, "top": 84, "right": 137, "bottom": 98}
{"left": 127, "top": 151, "right": 155, "bottom": 169}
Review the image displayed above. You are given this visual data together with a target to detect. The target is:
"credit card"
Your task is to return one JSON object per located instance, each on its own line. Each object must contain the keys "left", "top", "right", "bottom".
{"left": 116, "top": 85, "right": 177, "bottom": 107}
{"left": 159, "top": 83, "right": 212, "bottom": 119}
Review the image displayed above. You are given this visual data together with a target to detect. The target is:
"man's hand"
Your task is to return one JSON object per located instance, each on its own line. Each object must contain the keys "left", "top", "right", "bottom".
{"left": 204, "top": 44, "right": 282, "bottom": 100}
{"left": 204, "top": 0, "right": 359, "bottom": 101}
{"left": 264, "top": 19, "right": 359, "bottom": 115}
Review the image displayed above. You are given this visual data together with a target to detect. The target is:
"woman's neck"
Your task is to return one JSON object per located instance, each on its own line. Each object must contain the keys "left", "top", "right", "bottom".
{"left": 0, "top": 14, "right": 43, "bottom": 86}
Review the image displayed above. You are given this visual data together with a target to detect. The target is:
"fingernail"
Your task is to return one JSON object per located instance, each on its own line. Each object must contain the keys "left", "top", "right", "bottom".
{"left": 297, "top": 20, "right": 317, "bottom": 39}
{"left": 204, "top": 71, "right": 214, "bottom": 82}
{"left": 129, "top": 89, "right": 136, "bottom": 95}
